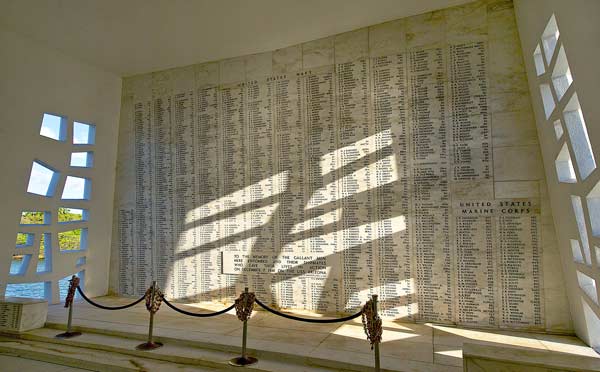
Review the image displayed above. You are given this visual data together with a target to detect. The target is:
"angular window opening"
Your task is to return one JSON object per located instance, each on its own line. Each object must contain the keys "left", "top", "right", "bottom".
{"left": 27, "top": 160, "right": 60, "bottom": 197}
{"left": 533, "top": 44, "right": 545, "bottom": 76}
{"left": 582, "top": 298, "right": 600, "bottom": 352}
{"left": 59, "top": 270, "right": 84, "bottom": 301}
{"left": 39, "top": 113, "right": 66, "bottom": 141}
{"left": 70, "top": 151, "right": 94, "bottom": 168}
{"left": 73, "top": 122, "right": 96, "bottom": 145}
{"left": 36, "top": 233, "right": 52, "bottom": 274}
{"left": 553, "top": 119, "right": 564, "bottom": 140}
{"left": 20, "top": 211, "right": 51, "bottom": 225}
{"left": 5, "top": 282, "right": 47, "bottom": 299}
{"left": 76, "top": 256, "right": 86, "bottom": 267}
{"left": 542, "top": 14, "right": 560, "bottom": 62}
{"left": 564, "top": 93, "right": 596, "bottom": 180}
{"left": 571, "top": 239, "right": 585, "bottom": 264}
{"left": 58, "top": 207, "right": 88, "bottom": 223}
{"left": 596, "top": 247, "right": 600, "bottom": 267}
{"left": 577, "top": 271, "right": 599, "bottom": 305}
{"left": 572, "top": 195, "right": 592, "bottom": 265}
{"left": 16, "top": 232, "right": 34, "bottom": 248}
{"left": 586, "top": 181, "right": 600, "bottom": 237}
{"left": 10, "top": 254, "right": 32, "bottom": 276}
{"left": 61, "top": 176, "right": 91, "bottom": 200}
{"left": 539, "top": 83, "right": 555, "bottom": 119}
{"left": 555, "top": 143, "right": 576, "bottom": 183}
{"left": 59, "top": 228, "right": 88, "bottom": 252}
{"left": 551, "top": 46, "right": 573, "bottom": 101}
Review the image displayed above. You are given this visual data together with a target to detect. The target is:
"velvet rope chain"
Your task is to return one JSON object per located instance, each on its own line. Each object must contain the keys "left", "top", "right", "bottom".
{"left": 76, "top": 286, "right": 146, "bottom": 310}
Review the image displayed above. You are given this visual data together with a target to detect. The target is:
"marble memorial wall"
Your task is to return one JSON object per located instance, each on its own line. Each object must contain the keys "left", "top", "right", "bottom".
{"left": 111, "top": 0, "right": 570, "bottom": 331}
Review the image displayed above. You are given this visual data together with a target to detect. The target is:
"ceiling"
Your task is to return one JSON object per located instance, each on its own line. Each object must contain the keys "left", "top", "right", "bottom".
{"left": 0, "top": 0, "right": 474, "bottom": 77}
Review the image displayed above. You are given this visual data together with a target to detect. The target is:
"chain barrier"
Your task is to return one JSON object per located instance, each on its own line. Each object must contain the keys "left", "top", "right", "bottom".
{"left": 362, "top": 298, "right": 383, "bottom": 350}
{"left": 76, "top": 286, "right": 146, "bottom": 310}
{"left": 64, "top": 275, "right": 80, "bottom": 308}
{"left": 234, "top": 290, "right": 255, "bottom": 322}
{"left": 255, "top": 298, "right": 363, "bottom": 323}
{"left": 74, "top": 284, "right": 382, "bottom": 369}
{"left": 162, "top": 296, "right": 236, "bottom": 317}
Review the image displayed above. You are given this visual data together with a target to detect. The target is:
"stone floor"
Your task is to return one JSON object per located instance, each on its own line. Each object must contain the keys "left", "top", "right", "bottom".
{"left": 0, "top": 354, "right": 88, "bottom": 372}
{"left": 32, "top": 296, "right": 598, "bottom": 371}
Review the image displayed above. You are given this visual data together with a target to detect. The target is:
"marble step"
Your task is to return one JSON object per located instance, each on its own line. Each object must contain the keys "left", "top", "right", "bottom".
{"left": 0, "top": 335, "right": 215, "bottom": 371}
{"left": 42, "top": 322, "right": 387, "bottom": 372}
{"left": 1, "top": 327, "right": 355, "bottom": 372}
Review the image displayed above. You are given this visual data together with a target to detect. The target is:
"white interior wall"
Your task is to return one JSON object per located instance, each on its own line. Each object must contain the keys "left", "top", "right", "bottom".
{"left": 514, "top": 0, "right": 600, "bottom": 349}
{"left": 0, "top": 28, "right": 122, "bottom": 302}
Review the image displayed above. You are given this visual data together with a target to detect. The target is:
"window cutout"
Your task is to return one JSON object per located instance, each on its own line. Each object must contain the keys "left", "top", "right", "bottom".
{"left": 551, "top": 46, "right": 573, "bottom": 101}
{"left": 58, "top": 207, "right": 88, "bottom": 223}
{"left": 555, "top": 143, "right": 576, "bottom": 183}
{"left": 596, "top": 247, "right": 600, "bottom": 267}
{"left": 539, "top": 84, "right": 555, "bottom": 119}
{"left": 20, "top": 211, "right": 51, "bottom": 225}
{"left": 70, "top": 151, "right": 94, "bottom": 168}
{"left": 27, "top": 160, "right": 60, "bottom": 197}
{"left": 61, "top": 176, "right": 91, "bottom": 200}
{"left": 10, "top": 254, "right": 32, "bottom": 276}
{"left": 76, "top": 256, "right": 86, "bottom": 266}
{"left": 572, "top": 195, "right": 592, "bottom": 265}
{"left": 553, "top": 119, "right": 564, "bottom": 140}
{"left": 16, "top": 232, "right": 34, "bottom": 248}
{"left": 564, "top": 93, "right": 596, "bottom": 180}
{"left": 571, "top": 239, "right": 585, "bottom": 264}
{"left": 39, "top": 113, "right": 66, "bottom": 141}
{"left": 533, "top": 44, "right": 545, "bottom": 76}
{"left": 586, "top": 181, "right": 600, "bottom": 237}
{"left": 542, "top": 14, "right": 559, "bottom": 62}
{"left": 59, "top": 228, "right": 88, "bottom": 251}
{"left": 73, "top": 122, "right": 96, "bottom": 145}
{"left": 37, "top": 233, "right": 52, "bottom": 274}
{"left": 577, "top": 271, "right": 598, "bottom": 305}
{"left": 582, "top": 298, "right": 600, "bottom": 352}
{"left": 5, "top": 282, "right": 47, "bottom": 299}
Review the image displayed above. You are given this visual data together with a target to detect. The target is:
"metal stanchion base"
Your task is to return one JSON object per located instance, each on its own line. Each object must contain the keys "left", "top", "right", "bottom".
{"left": 55, "top": 331, "right": 82, "bottom": 339}
{"left": 135, "top": 341, "right": 163, "bottom": 350}
{"left": 228, "top": 356, "right": 258, "bottom": 366}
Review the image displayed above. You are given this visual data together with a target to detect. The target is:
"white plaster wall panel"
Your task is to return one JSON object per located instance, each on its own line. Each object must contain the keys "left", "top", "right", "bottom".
{"left": 110, "top": 0, "right": 570, "bottom": 332}
{"left": 0, "top": 28, "right": 122, "bottom": 302}
{"left": 514, "top": 0, "right": 600, "bottom": 346}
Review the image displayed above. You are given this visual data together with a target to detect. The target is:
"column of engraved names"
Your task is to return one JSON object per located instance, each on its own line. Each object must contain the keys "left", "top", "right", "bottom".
{"left": 371, "top": 53, "right": 414, "bottom": 318}
{"left": 153, "top": 96, "right": 175, "bottom": 296}
{"left": 449, "top": 42, "right": 490, "bottom": 181}
{"left": 409, "top": 47, "right": 453, "bottom": 323}
{"left": 196, "top": 86, "right": 222, "bottom": 301}
{"left": 337, "top": 58, "right": 376, "bottom": 310}
{"left": 304, "top": 67, "right": 342, "bottom": 313}
{"left": 454, "top": 201, "right": 495, "bottom": 326}
{"left": 246, "top": 79, "right": 275, "bottom": 304}
{"left": 498, "top": 200, "right": 543, "bottom": 328}
{"left": 220, "top": 83, "right": 247, "bottom": 300}
{"left": 118, "top": 209, "right": 135, "bottom": 295}
{"left": 133, "top": 101, "right": 153, "bottom": 294}
{"left": 272, "top": 73, "right": 307, "bottom": 309}
{"left": 173, "top": 91, "right": 197, "bottom": 298}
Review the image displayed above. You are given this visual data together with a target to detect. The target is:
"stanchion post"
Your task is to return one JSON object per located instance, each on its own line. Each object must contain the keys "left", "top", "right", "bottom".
{"left": 229, "top": 287, "right": 258, "bottom": 367}
{"left": 56, "top": 275, "right": 82, "bottom": 339}
{"left": 136, "top": 281, "right": 163, "bottom": 350}
{"left": 373, "top": 294, "right": 381, "bottom": 372}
